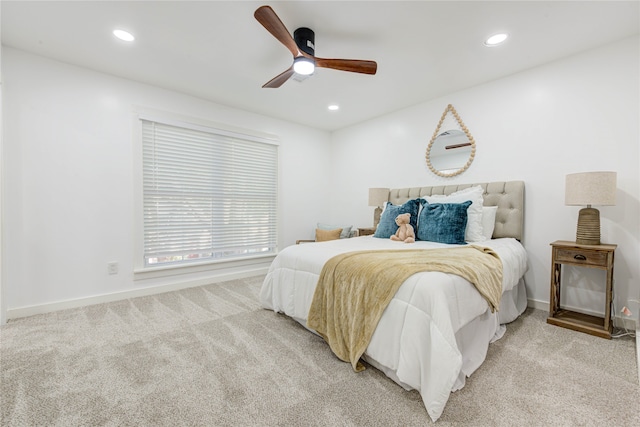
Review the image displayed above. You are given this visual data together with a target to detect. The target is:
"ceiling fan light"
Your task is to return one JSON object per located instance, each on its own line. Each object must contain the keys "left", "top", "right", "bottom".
{"left": 293, "top": 57, "right": 315, "bottom": 75}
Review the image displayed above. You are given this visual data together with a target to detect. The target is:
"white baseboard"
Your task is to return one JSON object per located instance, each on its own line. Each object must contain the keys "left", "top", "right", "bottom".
{"left": 7, "top": 267, "right": 269, "bottom": 321}
{"left": 636, "top": 327, "right": 640, "bottom": 386}
{"left": 527, "top": 298, "right": 549, "bottom": 312}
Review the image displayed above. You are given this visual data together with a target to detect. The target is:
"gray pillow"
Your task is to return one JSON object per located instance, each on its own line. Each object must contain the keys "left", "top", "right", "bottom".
{"left": 417, "top": 200, "right": 471, "bottom": 244}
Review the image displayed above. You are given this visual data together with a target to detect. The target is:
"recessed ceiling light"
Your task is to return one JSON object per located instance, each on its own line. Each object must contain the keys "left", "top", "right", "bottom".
{"left": 484, "top": 33, "right": 508, "bottom": 47}
{"left": 328, "top": 104, "right": 340, "bottom": 111}
{"left": 113, "top": 29, "right": 135, "bottom": 42}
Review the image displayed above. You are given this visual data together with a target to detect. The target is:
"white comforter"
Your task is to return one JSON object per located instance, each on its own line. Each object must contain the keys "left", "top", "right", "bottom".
{"left": 260, "top": 236, "right": 528, "bottom": 421}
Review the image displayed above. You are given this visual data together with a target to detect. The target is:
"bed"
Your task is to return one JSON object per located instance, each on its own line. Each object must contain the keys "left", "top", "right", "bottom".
{"left": 260, "top": 181, "right": 527, "bottom": 421}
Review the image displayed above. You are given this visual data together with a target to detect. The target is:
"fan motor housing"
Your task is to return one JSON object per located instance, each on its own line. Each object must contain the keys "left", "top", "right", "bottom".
{"left": 294, "top": 27, "right": 315, "bottom": 56}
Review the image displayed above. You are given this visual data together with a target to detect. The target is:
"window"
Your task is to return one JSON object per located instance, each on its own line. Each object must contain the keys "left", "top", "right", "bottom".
{"left": 140, "top": 117, "right": 278, "bottom": 268}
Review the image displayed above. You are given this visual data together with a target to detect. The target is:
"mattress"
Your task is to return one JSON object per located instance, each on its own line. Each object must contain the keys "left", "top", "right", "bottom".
{"left": 260, "top": 236, "right": 528, "bottom": 421}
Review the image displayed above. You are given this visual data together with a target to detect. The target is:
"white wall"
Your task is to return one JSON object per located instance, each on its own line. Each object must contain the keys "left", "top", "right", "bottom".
{"left": 2, "top": 47, "right": 332, "bottom": 317}
{"left": 0, "top": 35, "right": 4, "bottom": 324}
{"left": 3, "top": 36, "right": 639, "bottom": 324}
{"left": 329, "top": 36, "right": 640, "bottom": 321}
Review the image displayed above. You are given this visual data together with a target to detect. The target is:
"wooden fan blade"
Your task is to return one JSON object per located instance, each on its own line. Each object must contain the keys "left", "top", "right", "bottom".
{"left": 254, "top": 6, "right": 300, "bottom": 58}
{"left": 262, "top": 67, "right": 295, "bottom": 88}
{"left": 315, "top": 58, "right": 377, "bottom": 75}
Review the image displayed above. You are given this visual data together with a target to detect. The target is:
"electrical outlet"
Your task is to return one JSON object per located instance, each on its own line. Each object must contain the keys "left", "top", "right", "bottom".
{"left": 107, "top": 262, "right": 118, "bottom": 275}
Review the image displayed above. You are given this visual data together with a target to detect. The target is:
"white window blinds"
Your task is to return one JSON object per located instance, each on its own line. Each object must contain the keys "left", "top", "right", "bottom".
{"left": 141, "top": 119, "right": 278, "bottom": 267}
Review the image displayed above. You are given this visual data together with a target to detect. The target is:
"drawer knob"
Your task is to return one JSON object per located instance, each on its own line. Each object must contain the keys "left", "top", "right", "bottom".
{"left": 574, "top": 254, "right": 587, "bottom": 261}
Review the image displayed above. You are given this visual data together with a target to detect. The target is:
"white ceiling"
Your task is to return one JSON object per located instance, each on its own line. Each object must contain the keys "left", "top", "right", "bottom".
{"left": 2, "top": 1, "right": 639, "bottom": 131}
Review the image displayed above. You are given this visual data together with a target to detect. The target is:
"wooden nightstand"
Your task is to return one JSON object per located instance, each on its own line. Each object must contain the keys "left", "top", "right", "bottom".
{"left": 358, "top": 227, "right": 376, "bottom": 236}
{"left": 547, "top": 240, "right": 616, "bottom": 339}
{"left": 295, "top": 240, "right": 315, "bottom": 244}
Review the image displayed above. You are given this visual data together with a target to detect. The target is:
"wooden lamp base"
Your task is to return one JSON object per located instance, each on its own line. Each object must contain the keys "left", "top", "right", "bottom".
{"left": 576, "top": 207, "right": 601, "bottom": 245}
{"left": 373, "top": 207, "right": 382, "bottom": 228}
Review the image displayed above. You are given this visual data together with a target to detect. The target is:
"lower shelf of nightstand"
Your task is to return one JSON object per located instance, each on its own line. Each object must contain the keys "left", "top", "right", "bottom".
{"left": 547, "top": 309, "right": 611, "bottom": 339}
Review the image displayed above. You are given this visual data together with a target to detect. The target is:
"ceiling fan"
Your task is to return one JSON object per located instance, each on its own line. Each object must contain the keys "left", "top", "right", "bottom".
{"left": 254, "top": 5, "right": 377, "bottom": 88}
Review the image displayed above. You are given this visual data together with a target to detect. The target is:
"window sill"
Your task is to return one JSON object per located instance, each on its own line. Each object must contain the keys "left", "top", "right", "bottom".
{"left": 133, "top": 253, "right": 276, "bottom": 281}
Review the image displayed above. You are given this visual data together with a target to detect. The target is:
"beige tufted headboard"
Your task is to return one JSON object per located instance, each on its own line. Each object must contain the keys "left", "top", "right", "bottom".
{"left": 387, "top": 181, "right": 525, "bottom": 241}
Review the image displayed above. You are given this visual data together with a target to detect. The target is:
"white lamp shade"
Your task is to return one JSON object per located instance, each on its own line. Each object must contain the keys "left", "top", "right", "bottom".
{"left": 368, "top": 188, "right": 389, "bottom": 207}
{"left": 565, "top": 172, "right": 616, "bottom": 206}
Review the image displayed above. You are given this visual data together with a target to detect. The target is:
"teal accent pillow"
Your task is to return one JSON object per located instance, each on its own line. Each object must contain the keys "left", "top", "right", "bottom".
{"left": 373, "top": 199, "right": 420, "bottom": 238}
{"left": 417, "top": 200, "right": 472, "bottom": 244}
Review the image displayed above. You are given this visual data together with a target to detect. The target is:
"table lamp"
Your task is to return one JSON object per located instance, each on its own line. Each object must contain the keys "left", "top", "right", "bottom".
{"left": 565, "top": 171, "right": 616, "bottom": 245}
{"left": 368, "top": 188, "right": 389, "bottom": 228}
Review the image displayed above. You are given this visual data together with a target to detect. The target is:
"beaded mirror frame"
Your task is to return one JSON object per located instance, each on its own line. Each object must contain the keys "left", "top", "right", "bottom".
{"left": 426, "top": 104, "right": 476, "bottom": 177}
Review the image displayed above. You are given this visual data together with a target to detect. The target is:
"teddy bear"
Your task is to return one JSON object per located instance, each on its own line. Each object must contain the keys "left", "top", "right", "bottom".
{"left": 390, "top": 212, "right": 415, "bottom": 243}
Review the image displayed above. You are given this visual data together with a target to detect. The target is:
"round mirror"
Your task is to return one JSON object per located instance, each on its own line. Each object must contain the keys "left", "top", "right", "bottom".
{"left": 426, "top": 130, "right": 475, "bottom": 177}
{"left": 426, "top": 104, "right": 476, "bottom": 177}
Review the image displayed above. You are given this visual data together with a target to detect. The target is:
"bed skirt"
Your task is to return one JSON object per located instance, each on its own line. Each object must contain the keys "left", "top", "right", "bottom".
{"left": 366, "top": 278, "right": 526, "bottom": 393}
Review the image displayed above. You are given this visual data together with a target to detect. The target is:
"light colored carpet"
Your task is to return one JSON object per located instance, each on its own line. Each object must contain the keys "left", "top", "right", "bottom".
{"left": 1, "top": 275, "right": 638, "bottom": 426}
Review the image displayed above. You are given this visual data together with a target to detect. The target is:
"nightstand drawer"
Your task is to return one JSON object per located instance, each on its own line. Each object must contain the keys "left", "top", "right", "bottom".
{"left": 554, "top": 248, "right": 608, "bottom": 267}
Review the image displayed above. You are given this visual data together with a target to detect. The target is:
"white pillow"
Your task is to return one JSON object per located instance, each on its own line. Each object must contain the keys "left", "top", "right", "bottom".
{"left": 481, "top": 206, "right": 498, "bottom": 241}
{"left": 422, "top": 186, "right": 485, "bottom": 242}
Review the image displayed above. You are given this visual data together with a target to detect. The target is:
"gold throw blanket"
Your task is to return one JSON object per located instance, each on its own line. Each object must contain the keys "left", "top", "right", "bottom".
{"left": 306, "top": 246, "right": 503, "bottom": 372}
